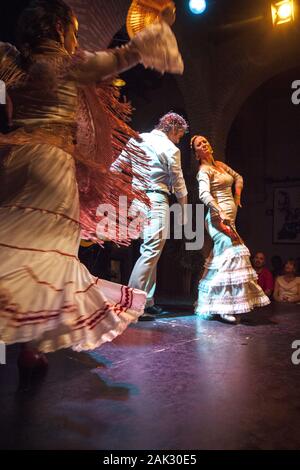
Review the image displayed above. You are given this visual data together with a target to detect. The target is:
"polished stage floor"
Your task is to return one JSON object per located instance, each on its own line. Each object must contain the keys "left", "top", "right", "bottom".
{"left": 0, "top": 302, "right": 300, "bottom": 450}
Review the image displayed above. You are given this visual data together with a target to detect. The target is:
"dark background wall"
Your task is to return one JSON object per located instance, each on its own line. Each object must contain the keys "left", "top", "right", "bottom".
{"left": 227, "top": 65, "right": 300, "bottom": 261}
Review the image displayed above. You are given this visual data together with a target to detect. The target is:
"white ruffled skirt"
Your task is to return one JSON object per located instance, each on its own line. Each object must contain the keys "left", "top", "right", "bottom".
{"left": 0, "top": 144, "right": 146, "bottom": 352}
{"left": 195, "top": 209, "right": 270, "bottom": 317}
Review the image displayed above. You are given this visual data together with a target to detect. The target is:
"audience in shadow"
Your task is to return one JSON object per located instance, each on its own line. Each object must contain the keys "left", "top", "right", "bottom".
{"left": 273, "top": 259, "right": 300, "bottom": 304}
{"left": 252, "top": 252, "right": 274, "bottom": 298}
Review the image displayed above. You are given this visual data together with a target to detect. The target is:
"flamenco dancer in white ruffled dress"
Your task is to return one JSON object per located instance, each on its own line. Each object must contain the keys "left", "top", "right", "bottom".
{"left": 191, "top": 136, "right": 270, "bottom": 324}
{"left": 0, "top": 0, "right": 184, "bottom": 384}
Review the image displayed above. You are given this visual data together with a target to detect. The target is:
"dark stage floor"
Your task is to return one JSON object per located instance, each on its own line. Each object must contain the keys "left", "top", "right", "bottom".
{"left": 1, "top": 302, "right": 300, "bottom": 450}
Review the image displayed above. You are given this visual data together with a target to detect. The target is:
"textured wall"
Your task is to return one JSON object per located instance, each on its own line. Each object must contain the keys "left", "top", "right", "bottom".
{"left": 174, "top": 23, "right": 300, "bottom": 162}
{"left": 70, "top": 1, "right": 300, "bottom": 161}
{"left": 227, "top": 65, "right": 300, "bottom": 262}
{"left": 69, "top": 0, "right": 131, "bottom": 50}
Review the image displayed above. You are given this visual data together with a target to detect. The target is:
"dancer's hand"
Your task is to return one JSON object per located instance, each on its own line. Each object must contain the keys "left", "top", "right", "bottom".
{"left": 177, "top": 207, "right": 188, "bottom": 226}
{"left": 234, "top": 194, "right": 242, "bottom": 208}
{"left": 182, "top": 210, "right": 188, "bottom": 226}
{"left": 218, "top": 213, "right": 241, "bottom": 243}
{"left": 218, "top": 210, "right": 230, "bottom": 225}
{"left": 131, "top": 21, "right": 184, "bottom": 74}
{"left": 160, "top": 2, "right": 176, "bottom": 26}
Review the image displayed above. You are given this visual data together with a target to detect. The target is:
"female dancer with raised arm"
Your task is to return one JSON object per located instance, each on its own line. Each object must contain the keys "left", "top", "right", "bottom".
{"left": 0, "top": 0, "right": 184, "bottom": 382}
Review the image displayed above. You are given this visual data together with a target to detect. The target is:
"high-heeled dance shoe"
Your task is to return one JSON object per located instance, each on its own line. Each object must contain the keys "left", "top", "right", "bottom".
{"left": 219, "top": 314, "right": 241, "bottom": 324}
{"left": 17, "top": 348, "right": 48, "bottom": 391}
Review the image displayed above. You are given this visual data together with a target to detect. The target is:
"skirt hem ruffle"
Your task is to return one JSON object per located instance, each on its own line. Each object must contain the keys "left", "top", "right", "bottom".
{"left": 195, "top": 296, "right": 270, "bottom": 316}
{"left": 0, "top": 302, "right": 144, "bottom": 353}
{"left": 197, "top": 242, "right": 270, "bottom": 316}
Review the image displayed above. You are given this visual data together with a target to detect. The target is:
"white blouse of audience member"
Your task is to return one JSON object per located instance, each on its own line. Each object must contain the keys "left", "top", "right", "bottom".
{"left": 274, "top": 275, "right": 300, "bottom": 303}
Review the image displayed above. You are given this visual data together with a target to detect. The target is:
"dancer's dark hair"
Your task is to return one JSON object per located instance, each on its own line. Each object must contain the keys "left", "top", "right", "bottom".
{"left": 16, "top": 0, "right": 74, "bottom": 58}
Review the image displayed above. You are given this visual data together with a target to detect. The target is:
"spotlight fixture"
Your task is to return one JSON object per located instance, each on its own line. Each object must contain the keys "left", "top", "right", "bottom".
{"left": 189, "top": 0, "right": 207, "bottom": 15}
{"left": 271, "top": 0, "right": 295, "bottom": 26}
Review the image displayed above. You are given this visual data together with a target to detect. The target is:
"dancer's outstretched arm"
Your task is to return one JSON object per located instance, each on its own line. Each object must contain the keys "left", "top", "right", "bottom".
{"left": 66, "top": 22, "right": 183, "bottom": 84}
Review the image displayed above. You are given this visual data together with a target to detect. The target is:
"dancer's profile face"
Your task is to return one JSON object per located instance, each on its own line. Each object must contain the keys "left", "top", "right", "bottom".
{"left": 168, "top": 128, "right": 185, "bottom": 145}
{"left": 63, "top": 16, "right": 79, "bottom": 55}
{"left": 193, "top": 136, "right": 213, "bottom": 163}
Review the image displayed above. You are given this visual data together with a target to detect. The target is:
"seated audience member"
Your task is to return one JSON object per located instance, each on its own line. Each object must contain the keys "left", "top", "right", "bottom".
{"left": 252, "top": 252, "right": 274, "bottom": 298}
{"left": 273, "top": 259, "right": 300, "bottom": 303}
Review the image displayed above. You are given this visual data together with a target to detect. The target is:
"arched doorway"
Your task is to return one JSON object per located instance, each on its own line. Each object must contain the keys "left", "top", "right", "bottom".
{"left": 226, "top": 65, "right": 300, "bottom": 262}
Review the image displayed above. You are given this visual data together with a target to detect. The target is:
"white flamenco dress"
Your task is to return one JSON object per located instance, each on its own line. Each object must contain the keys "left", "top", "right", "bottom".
{"left": 195, "top": 163, "right": 270, "bottom": 317}
{"left": 0, "top": 22, "right": 184, "bottom": 352}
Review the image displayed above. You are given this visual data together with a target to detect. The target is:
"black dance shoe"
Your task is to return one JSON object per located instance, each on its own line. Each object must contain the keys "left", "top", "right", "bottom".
{"left": 144, "top": 305, "right": 164, "bottom": 316}
{"left": 17, "top": 348, "right": 48, "bottom": 391}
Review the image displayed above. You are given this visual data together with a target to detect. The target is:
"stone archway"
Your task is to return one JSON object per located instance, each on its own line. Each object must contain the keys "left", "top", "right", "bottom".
{"left": 213, "top": 41, "right": 300, "bottom": 160}
{"left": 224, "top": 63, "right": 300, "bottom": 259}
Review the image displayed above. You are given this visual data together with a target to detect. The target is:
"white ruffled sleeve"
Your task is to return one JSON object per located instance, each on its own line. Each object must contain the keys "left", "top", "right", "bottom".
{"left": 66, "top": 21, "right": 184, "bottom": 84}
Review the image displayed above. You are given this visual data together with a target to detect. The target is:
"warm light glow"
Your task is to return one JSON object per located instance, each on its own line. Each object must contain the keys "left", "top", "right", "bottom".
{"left": 112, "top": 78, "right": 126, "bottom": 87}
{"left": 189, "top": 0, "right": 207, "bottom": 15}
{"left": 80, "top": 240, "right": 95, "bottom": 247}
{"left": 278, "top": 3, "right": 292, "bottom": 18}
{"left": 271, "top": 0, "right": 295, "bottom": 26}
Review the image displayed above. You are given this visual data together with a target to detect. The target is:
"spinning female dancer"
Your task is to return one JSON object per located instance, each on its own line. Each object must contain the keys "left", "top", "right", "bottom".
{"left": 0, "top": 0, "right": 184, "bottom": 382}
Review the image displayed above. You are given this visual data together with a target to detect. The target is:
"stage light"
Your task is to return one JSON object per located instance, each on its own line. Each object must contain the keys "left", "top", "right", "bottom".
{"left": 189, "top": 0, "right": 207, "bottom": 15}
{"left": 271, "top": 0, "right": 295, "bottom": 26}
{"left": 112, "top": 78, "right": 126, "bottom": 87}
